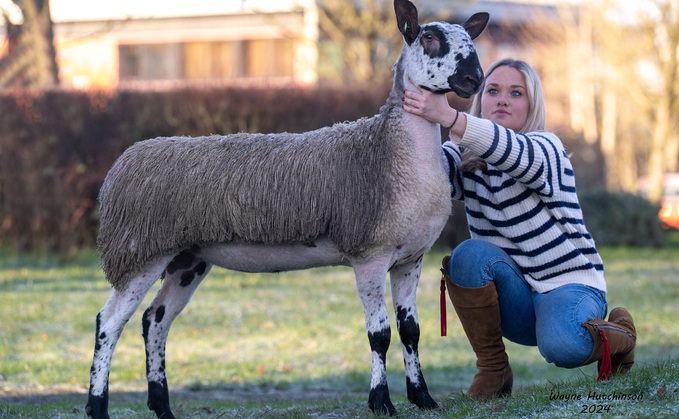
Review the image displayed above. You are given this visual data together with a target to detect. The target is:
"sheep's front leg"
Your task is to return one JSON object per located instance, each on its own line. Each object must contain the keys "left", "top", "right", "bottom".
{"left": 390, "top": 255, "right": 439, "bottom": 410}
{"left": 142, "top": 251, "right": 213, "bottom": 419}
{"left": 353, "top": 261, "right": 396, "bottom": 416}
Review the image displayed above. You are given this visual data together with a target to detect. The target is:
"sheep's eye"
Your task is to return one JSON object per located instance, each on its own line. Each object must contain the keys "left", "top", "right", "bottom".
{"left": 423, "top": 33, "right": 434, "bottom": 41}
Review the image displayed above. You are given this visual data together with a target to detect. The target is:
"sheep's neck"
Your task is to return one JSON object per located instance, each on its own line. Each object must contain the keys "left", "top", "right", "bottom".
{"left": 384, "top": 59, "right": 445, "bottom": 165}
{"left": 402, "top": 111, "right": 442, "bottom": 163}
{"left": 399, "top": 77, "right": 444, "bottom": 164}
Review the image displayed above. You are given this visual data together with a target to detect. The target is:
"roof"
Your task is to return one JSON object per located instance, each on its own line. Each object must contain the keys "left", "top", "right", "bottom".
{"left": 49, "top": 0, "right": 314, "bottom": 22}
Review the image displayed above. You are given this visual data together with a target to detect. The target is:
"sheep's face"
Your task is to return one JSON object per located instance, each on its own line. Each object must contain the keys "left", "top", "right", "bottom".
{"left": 395, "top": 0, "right": 489, "bottom": 98}
{"left": 403, "top": 22, "right": 485, "bottom": 98}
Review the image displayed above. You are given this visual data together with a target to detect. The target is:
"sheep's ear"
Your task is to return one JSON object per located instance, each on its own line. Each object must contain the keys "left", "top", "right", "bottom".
{"left": 394, "top": 0, "right": 420, "bottom": 45}
{"left": 462, "top": 12, "right": 489, "bottom": 40}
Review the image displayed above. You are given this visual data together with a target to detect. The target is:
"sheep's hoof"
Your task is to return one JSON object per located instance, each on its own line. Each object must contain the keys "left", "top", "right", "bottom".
{"left": 406, "top": 378, "right": 439, "bottom": 410}
{"left": 148, "top": 402, "right": 175, "bottom": 419}
{"left": 147, "top": 381, "right": 175, "bottom": 419}
{"left": 85, "top": 394, "right": 110, "bottom": 419}
{"left": 368, "top": 385, "right": 397, "bottom": 416}
{"left": 411, "top": 391, "right": 439, "bottom": 410}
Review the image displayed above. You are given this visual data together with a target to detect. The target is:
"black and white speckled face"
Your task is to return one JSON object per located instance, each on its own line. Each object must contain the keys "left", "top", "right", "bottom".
{"left": 394, "top": 0, "right": 488, "bottom": 98}
{"left": 403, "top": 21, "right": 484, "bottom": 97}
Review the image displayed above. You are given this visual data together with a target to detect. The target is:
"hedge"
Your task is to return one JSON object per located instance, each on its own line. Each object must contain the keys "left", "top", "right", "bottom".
{"left": 0, "top": 83, "right": 665, "bottom": 256}
{"left": 0, "top": 82, "right": 389, "bottom": 254}
{"left": 579, "top": 189, "right": 665, "bottom": 248}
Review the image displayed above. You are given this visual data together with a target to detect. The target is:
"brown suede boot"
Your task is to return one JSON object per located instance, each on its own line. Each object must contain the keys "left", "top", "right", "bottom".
{"left": 441, "top": 256, "right": 513, "bottom": 400}
{"left": 579, "top": 307, "right": 637, "bottom": 381}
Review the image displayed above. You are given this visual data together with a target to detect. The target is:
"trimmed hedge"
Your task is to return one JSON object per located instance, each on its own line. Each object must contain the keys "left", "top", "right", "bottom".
{"left": 0, "top": 82, "right": 389, "bottom": 254}
{"left": 579, "top": 190, "right": 665, "bottom": 248}
{"left": 0, "top": 83, "right": 665, "bottom": 255}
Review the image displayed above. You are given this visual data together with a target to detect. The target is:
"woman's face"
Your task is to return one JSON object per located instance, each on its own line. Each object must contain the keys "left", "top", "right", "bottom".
{"left": 480, "top": 66, "right": 530, "bottom": 132}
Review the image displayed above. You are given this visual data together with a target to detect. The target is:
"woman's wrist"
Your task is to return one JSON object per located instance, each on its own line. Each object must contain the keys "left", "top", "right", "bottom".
{"left": 447, "top": 111, "right": 468, "bottom": 141}
{"left": 442, "top": 109, "right": 460, "bottom": 130}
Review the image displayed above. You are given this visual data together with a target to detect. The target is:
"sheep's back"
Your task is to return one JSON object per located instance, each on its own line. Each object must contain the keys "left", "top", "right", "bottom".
{"left": 98, "top": 117, "right": 396, "bottom": 289}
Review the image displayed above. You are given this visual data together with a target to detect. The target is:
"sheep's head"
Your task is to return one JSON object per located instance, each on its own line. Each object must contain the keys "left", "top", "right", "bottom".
{"left": 395, "top": 0, "right": 489, "bottom": 98}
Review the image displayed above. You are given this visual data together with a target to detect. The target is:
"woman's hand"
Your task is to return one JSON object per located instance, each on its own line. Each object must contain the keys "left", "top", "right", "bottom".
{"left": 402, "top": 85, "right": 466, "bottom": 135}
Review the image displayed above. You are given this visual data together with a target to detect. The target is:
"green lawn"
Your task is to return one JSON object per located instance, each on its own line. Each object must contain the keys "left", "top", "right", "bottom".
{"left": 1, "top": 234, "right": 678, "bottom": 418}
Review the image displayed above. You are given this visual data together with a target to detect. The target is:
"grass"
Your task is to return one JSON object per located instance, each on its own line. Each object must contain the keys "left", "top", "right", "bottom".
{"left": 1, "top": 233, "right": 678, "bottom": 418}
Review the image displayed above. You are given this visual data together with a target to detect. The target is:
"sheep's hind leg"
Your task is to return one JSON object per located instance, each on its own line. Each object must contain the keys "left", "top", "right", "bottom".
{"left": 142, "top": 250, "right": 213, "bottom": 419}
{"left": 86, "top": 257, "right": 174, "bottom": 419}
{"left": 353, "top": 260, "right": 396, "bottom": 416}
{"left": 390, "top": 255, "right": 438, "bottom": 410}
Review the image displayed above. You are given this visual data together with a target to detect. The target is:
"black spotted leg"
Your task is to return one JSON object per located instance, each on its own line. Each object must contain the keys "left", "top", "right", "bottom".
{"left": 142, "top": 250, "right": 212, "bottom": 419}
{"left": 390, "top": 255, "right": 438, "bottom": 410}
{"left": 86, "top": 256, "right": 175, "bottom": 419}
{"left": 352, "top": 260, "right": 396, "bottom": 416}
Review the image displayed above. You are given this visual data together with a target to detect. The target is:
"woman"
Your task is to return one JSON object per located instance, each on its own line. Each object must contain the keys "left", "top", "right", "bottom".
{"left": 402, "top": 58, "right": 636, "bottom": 400}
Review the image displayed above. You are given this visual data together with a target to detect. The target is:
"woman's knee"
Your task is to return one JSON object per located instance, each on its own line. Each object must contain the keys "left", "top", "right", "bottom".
{"left": 447, "top": 239, "right": 498, "bottom": 287}
{"left": 447, "top": 239, "right": 522, "bottom": 289}
{"left": 535, "top": 285, "right": 606, "bottom": 368}
{"left": 536, "top": 307, "right": 594, "bottom": 368}
{"left": 449, "top": 239, "right": 497, "bottom": 265}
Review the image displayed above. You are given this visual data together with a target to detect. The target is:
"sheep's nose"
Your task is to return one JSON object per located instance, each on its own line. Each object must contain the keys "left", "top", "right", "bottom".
{"left": 465, "top": 72, "right": 483, "bottom": 92}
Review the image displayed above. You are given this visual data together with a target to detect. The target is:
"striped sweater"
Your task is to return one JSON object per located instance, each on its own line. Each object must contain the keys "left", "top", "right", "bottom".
{"left": 443, "top": 115, "right": 606, "bottom": 294}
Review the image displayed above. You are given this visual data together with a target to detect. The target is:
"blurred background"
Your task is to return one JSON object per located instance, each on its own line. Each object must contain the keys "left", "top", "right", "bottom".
{"left": 0, "top": 0, "right": 677, "bottom": 255}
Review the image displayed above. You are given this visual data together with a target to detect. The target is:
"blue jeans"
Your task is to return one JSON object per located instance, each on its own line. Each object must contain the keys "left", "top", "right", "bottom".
{"left": 446, "top": 239, "right": 608, "bottom": 368}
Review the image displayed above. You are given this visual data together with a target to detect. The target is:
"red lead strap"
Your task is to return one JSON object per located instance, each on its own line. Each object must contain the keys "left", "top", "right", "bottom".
{"left": 440, "top": 279, "right": 447, "bottom": 336}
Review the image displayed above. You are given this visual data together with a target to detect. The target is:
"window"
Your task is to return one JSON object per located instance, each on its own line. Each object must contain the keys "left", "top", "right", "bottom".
{"left": 119, "top": 39, "right": 294, "bottom": 82}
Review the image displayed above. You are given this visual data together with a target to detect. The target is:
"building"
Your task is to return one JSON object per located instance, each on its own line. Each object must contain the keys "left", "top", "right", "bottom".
{"left": 8, "top": 0, "right": 319, "bottom": 89}
{"left": 0, "top": 0, "right": 560, "bottom": 89}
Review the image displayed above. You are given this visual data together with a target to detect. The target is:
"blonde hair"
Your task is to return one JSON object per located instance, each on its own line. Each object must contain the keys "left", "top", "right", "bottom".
{"left": 460, "top": 58, "right": 546, "bottom": 171}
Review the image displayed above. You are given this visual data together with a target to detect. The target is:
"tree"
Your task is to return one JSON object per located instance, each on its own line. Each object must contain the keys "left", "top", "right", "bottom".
{"left": 0, "top": 0, "right": 58, "bottom": 88}
{"left": 522, "top": 0, "right": 679, "bottom": 198}
{"left": 559, "top": 0, "right": 598, "bottom": 144}
{"left": 316, "top": 0, "right": 398, "bottom": 83}
{"left": 638, "top": 0, "right": 679, "bottom": 202}
{"left": 595, "top": 0, "right": 679, "bottom": 201}
{"left": 315, "top": 0, "right": 470, "bottom": 83}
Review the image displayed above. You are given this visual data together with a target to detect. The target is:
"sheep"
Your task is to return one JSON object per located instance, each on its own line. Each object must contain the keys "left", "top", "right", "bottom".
{"left": 85, "top": 1, "right": 489, "bottom": 417}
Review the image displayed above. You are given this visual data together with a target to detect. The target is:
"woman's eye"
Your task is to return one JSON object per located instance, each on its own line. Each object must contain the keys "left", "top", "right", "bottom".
{"left": 487, "top": 88, "right": 498, "bottom": 94}
{"left": 510, "top": 90, "right": 522, "bottom": 97}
